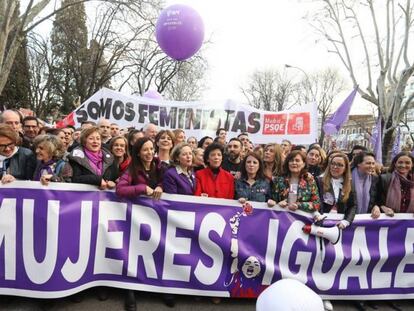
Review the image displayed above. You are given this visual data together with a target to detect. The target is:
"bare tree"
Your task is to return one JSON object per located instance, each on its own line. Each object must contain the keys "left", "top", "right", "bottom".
{"left": 163, "top": 55, "right": 207, "bottom": 101}
{"left": 297, "top": 67, "right": 347, "bottom": 144}
{"left": 0, "top": 0, "right": 159, "bottom": 99}
{"left": 80, "top": 1, "right": 163, "bottom": 100}
{"left": 26, "top": 33, "right": 55, "bottom": 118}
{"left": 310, "top": 0, "right": 414, "bottom": 161}
{"left": 118, "top": 33, "right": 207, "bottom": 97}
{"left": 240, "top": 68, "right": 298, "bottom": 111}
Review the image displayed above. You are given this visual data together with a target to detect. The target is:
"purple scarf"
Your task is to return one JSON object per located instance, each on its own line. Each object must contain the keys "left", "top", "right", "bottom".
{"left": 34, "top": 160, "right": 56, "bottom": 181}
{"left": 352, "top": 168, "right": 372, "bottom": 214}
{"left": 84, "top": 148, "right": 103, "bottom": 175}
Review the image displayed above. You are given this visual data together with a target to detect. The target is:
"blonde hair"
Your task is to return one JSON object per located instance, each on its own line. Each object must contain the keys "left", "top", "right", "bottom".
{"left": 264, "top": 143, "right": 283, "bottom": 176}
{"left": 80, "top": 126, "right": 101, "bottom": 147}
{"left": 170, "top": 143, "right": 193, "bottom": 167}
{"left": 33, "top": 134, "right": 65, "bottom": 160}
{"left": 109, "top": 135, "right": 130, "bottom": 158}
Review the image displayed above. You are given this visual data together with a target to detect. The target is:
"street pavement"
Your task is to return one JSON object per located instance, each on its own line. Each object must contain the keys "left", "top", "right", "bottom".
{"left": 0, "top": 289, "right": 413, "bottom": 311}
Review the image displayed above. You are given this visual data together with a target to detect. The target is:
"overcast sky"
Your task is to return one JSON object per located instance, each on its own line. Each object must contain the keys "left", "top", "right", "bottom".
{"left": 29, "top": 0, "right": 373, "bottom": 114}
{"left": 163, "top": 0, "right": 373, "bottom": 114}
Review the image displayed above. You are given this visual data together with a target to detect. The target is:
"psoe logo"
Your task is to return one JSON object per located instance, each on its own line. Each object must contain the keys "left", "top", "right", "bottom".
{"left": 287, "top": 113, "right": 310, "bottom": 134}
{"left": 262, "top": 114, "right": 287, "bottom": 135}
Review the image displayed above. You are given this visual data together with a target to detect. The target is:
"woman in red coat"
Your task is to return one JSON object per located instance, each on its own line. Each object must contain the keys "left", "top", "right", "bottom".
{"left": 195, "top": 142, "right": 234, "bottom": 199}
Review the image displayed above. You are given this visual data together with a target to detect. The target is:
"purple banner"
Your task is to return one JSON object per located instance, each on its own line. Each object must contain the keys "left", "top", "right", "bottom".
{"left": 0, "top": 181, "right": 414, "bottom": 300}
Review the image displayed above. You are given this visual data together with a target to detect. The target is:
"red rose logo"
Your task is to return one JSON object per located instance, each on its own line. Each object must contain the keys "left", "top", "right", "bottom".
{"left": 243, "top": 202, "right": 253, "bottom": 215}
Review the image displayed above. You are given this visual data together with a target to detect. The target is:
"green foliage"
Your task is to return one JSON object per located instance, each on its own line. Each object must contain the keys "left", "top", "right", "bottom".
{"left": 50, "top": 0, "right": 88, "bottom": 115}
{"left": 0, "top": 39, "right": 31, "bottom": 109}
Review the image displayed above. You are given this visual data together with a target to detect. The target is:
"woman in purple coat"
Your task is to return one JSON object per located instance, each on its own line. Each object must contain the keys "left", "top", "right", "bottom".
{"left": 163, "top": 143, "right": 196, "bottom": 195}
{"left": 160, "top": 143, "right": 195, "bottom": 307}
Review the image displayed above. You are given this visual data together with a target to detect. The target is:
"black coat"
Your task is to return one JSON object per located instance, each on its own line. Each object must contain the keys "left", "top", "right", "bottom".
{"left": 317, "top": 177, "right": 356, "bottom": 223}
{"left": 68, "top": 147, "right": 118, "bottom": 186}
{"left": 308, "top": 165, "right": 322, "bottom": 179}
{"left": 377, "top": 173, "right": 393, "bottom": 206}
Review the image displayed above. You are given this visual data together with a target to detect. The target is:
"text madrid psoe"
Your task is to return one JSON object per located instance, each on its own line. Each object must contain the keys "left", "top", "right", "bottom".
{"left": 0, "top": 198, "right": 413, "bottom": 290}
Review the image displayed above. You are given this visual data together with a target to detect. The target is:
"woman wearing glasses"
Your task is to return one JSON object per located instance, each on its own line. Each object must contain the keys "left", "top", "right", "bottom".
{"left": 316, "top": 154, "right": 356, "bottom": 311}
{"left": 317, "top": 152, "right": 356, "bottom": 228}
{"left": 0, "top": 124, "right": 36, "bottom": 184}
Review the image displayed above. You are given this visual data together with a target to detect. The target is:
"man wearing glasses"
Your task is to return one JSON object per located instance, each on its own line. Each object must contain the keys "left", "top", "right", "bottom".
{"left": 0, "top": 123, "right": 36, "bottom": 183}
{"left": 22, "top": 116, "right": 40, "bottom": 149}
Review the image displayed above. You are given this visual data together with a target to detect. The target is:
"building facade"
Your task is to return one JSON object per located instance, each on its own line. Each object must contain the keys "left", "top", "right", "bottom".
{"left": 323, "top": 114, "right": 376, "bottom": 151}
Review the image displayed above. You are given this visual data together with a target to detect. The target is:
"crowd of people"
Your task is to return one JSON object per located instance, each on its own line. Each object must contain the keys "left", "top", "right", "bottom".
{"left": 0, "top": 108, "right": 413, "bottom": 311}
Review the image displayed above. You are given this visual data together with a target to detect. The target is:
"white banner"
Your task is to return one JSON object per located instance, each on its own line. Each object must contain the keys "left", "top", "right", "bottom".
{"left": 60, "top": 88, "right": 318, "bottom": 144}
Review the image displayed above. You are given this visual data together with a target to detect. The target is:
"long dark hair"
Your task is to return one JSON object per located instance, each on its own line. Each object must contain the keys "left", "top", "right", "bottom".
{"left": 282, "top": 150, "right": 308, "bottom": 177}
{"left": 198, "top": 136, "right": 213, "bottom": 149}
{"left": 389, "top": 151, "right": 414, "bottom": 173}
{"left": 128, "top": 137, "right": 157, "bottom": 183}
{"left": 240, "top": 152, "right": 265, "bottom": 180}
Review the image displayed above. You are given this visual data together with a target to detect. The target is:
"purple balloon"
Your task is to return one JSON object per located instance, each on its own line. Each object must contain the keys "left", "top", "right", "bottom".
{"left": 156, "top": 4, "right": 204, "bottom": 61}
{"left": 143, "top": 89, "right": 163, "bottom": 100}
{"left": 323, "top": 123, "right": 338, "bottom": 135}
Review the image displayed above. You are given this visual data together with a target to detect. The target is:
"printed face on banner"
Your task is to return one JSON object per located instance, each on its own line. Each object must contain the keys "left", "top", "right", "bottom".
{"left": 287, "top": 113, "right": 310, "bottom": 135}
{"left": 262, "top": 114, "right": 287, "bottom": 135}
{"left": 241, "top": 256, "right": 261, "bottom": 279}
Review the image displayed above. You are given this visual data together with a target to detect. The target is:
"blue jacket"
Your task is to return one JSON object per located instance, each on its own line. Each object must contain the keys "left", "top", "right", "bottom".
{"left": 234, "top": 178, "right": 271, "bottom": 202}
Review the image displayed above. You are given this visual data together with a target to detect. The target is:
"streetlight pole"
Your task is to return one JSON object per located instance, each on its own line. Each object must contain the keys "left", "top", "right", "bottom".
{"left": 284, "top": 64, "right": 316, "bottom": 103}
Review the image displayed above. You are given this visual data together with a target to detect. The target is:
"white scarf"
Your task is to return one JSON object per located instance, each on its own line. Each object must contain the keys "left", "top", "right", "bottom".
{"left": 331, "top": 177, "right": 343, "bottom": 202}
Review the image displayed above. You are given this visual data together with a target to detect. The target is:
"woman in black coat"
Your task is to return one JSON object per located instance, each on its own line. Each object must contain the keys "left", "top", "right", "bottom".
{"left": 68, "top": 126, "right": 118, "bottom": 188}
{"left": 377, "top": 151, "right": 414, "bottom": 215}
{"left": 317, "top": 152, "right": 356, "bottom": 228}
{"left": 351, "top": 152, "right": 381, "bottom": 218}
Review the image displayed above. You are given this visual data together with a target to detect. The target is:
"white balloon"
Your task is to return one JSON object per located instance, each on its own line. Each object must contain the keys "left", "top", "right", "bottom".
{"left": 256, "top": 278, "right": 324, "bottom": 311}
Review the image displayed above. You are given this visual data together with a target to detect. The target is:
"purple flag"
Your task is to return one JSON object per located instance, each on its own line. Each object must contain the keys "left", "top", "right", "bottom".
{"left": 323, "top": 87, "right": 358, "bottom": 135}
{"left": 372, "top": 116, "right": 382, "bottom": 164}
{"left": 391, "top": 127, "right": 401, "bottom": 159}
